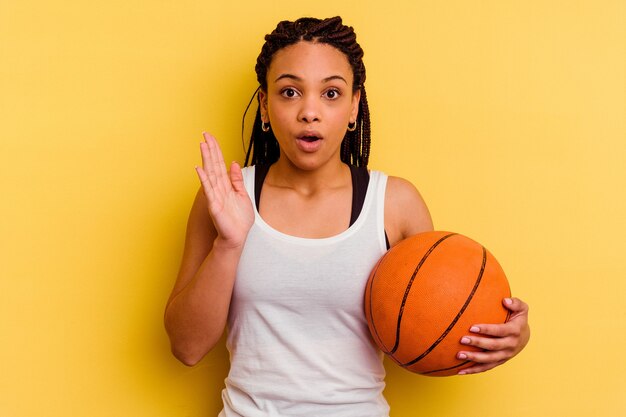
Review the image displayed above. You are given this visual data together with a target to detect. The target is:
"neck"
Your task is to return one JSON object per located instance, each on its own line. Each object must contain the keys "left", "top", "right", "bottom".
{"left": 267, "top": 158, "right": 350, "bottom": 194}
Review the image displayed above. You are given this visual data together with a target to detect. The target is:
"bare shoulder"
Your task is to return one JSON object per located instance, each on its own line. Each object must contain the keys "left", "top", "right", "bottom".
{"left": 384, "top": 176, "right": 434, "bottom": 247}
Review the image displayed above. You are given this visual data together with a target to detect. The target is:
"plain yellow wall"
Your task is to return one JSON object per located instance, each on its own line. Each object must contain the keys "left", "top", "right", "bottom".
{"left": 2, "top": 0, "right": 625, "bottom": 416}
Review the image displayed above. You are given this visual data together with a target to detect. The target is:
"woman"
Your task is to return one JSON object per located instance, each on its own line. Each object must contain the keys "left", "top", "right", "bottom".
{"left": 165, "top": 16, "right": 530, "bottom": 417}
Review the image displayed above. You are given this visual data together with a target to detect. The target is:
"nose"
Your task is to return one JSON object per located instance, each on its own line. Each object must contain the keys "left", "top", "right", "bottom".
{"left": 298, "top": 95, "right": 321, "bottom": 123}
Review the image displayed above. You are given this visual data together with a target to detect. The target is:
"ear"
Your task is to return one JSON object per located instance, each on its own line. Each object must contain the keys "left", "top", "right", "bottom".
{"left": 258, "top": 89, "right": 269, "bottom": 122}
{"left": 350, "top": 88, "right": 361, "bottom": 123}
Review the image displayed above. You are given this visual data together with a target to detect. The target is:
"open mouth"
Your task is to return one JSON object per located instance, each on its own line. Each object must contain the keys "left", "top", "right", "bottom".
{"left": 295, "top": 131, "right": 323, "bottom": 151}
{"left": 299, "top": 135, "right": 321, "bottom": 142}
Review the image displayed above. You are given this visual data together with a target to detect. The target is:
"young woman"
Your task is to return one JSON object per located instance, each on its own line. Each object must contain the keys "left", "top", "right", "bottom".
{"left": 165, "top": 16, "right": 530, "bottom": 417}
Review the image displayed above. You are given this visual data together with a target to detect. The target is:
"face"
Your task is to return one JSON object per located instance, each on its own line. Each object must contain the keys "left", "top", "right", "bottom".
{"left": 259, "top": 41, "right": 360, "bottom": 171}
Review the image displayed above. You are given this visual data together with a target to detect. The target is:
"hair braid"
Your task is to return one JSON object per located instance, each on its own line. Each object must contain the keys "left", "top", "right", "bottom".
{"left": 244, "top": 16, "right": 371, "bottom": 168}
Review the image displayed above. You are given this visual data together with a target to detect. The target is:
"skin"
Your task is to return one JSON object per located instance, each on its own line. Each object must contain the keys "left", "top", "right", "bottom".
{"left": 164, "top": 41, "right": 530, "bottom": 374}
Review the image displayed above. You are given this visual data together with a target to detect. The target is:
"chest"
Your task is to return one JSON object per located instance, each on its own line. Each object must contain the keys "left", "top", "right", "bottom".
{"left": 258, "top": 185, "right": 352, "bottom": 239}
{"left": 235, "top": 233, "right": 369, "bottom": 312}
{"left": 231, "top": 219, "right": 387, "bottom": 333}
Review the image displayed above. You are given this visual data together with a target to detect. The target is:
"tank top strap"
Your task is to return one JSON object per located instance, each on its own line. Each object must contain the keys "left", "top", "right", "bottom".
{"left": 349, "top": 165, "right": 369, "bottom": 226}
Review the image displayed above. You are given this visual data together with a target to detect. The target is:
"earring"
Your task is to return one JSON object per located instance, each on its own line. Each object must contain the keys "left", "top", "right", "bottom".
{"left": 347, "top": 121, "right": 357, "bottom": 132}
{"left": 261, "top": 121, "right": 270, "bottom": 132}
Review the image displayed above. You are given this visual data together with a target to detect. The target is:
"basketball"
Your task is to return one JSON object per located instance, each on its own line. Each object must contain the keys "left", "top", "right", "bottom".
{"left": 364, "top": 231, "right": 511, "bottom": 376}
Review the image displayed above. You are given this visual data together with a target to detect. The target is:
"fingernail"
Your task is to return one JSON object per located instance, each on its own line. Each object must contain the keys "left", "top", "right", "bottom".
{"left": 461, "top": 337, "right": 471, "bottom": 345}
{"left": 505, "top": 298, "right": 513, "bottom": 305}
{"left": 458, "top": 370, "right": 467, "bottom": 375}
{"left": 458, "top": 353, "right": 468, "bottom": 360}
{"left": 470, "top": 326, "right": 480, "bottom": 333}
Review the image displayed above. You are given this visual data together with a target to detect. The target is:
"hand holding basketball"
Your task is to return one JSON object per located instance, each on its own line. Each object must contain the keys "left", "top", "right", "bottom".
{"left": 456, "top": 297, "right": 530, "bottom": 375}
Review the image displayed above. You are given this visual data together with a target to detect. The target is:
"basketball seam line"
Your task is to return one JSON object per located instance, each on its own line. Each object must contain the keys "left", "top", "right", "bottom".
{"left": 421, "top": 360, "right": 472, "bottom": 375}
{"left": 389, "top": 233, "right": 457, "bottom": 356}
{"left": 401, "top": 246, "right": 487, "bottom": 367}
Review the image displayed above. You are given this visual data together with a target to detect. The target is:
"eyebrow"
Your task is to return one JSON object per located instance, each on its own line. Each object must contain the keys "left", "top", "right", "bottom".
{"left": 274, "top": 73, "right": 348, "bottom": 85}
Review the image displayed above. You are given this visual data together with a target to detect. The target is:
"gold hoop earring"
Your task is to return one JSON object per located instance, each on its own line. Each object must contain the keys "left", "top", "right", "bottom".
{"left": 347, "top": 121, "right": 357, "bottom": 132}
{"left": 261, "top": 121, "right": 270, "bottom": 132}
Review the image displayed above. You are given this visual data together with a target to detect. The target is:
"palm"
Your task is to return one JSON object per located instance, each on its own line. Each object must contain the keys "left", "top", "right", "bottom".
{"left": 195, "top": 132, "right": 254, "bottom": 247}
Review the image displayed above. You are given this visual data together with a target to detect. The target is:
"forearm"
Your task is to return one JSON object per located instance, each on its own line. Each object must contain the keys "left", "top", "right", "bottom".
{"left": 164, "top": 240, "right": 243, "bottom": 366}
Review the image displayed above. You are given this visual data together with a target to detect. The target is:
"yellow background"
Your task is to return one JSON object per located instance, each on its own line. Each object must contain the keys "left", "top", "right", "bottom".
{"left": 2, "top": 0, "right": 625, "bottom": 416}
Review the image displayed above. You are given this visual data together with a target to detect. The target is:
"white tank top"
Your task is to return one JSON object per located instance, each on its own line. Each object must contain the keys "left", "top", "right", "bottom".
{"left": 219, "top": 166, "right": 390, "bottom": 417}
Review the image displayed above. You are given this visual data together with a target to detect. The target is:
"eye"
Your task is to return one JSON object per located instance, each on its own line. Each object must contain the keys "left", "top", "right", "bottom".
{"left": 280, "top": 88, "right": 299, "bottom": 98}
{"left": 323, "top": 88, "right": 341, "bottom": 100}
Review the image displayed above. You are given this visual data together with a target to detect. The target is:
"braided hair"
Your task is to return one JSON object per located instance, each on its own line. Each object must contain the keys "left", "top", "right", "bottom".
{"left": 244, "top": 16, "right": 371, "bottom": 167}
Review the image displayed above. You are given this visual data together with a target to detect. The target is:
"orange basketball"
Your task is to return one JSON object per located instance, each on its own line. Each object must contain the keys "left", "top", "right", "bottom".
{"left": 364, "top": 231, "right": 511, "bottom": 376}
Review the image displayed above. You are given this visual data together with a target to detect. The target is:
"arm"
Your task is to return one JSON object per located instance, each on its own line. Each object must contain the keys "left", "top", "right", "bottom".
{"left": 384, "top": 175, "right": 530, "bottom": 374}
{"left": 164, "top": 133, "right": 254, "bottom": 366}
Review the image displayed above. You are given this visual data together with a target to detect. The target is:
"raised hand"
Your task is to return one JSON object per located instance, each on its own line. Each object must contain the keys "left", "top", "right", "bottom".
{"left": 456, "top": 297, "right": 531, "bottom": 375}
{"left": 195, "top": 132, "right": 254, "bottom": 248}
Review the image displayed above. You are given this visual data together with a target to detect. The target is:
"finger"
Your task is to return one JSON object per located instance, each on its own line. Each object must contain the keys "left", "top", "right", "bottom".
{"left": 198, "top": 141, "right": 221, "bottom": 206}
{"left": 503, "top": 297, "right": 529, "bottom": 319}
{"left": 230, "top": 161, "right": 246, "bottom": 193}
{"left": 460, "top": 334, "right": 513, "bottom": 352}
{"left": 467, "top": 299, "right": 528, "bottom": 337}
{"left": 204, "top": 132, "right": 228, "bottom": 194}
{"left": 199, "top": 141, "right": 212, "bottom": 175}
{"left": 199, "top": 142, "right": 216, "bottom": 190}
{"left": 195, "top": 165, "right": 216, "bottom": 202}
{"left": 457, "top": 347, "right": 509, "bottom": 364}
{"left": 195, "top": 163, "right": 208, "bottom": 183}
{"left": 458, "top": 360, "right": 506, "bottom": 375}
{"left": 468, "top": 321, "right": 519, "bottom": 338}
{"left": 214, "top": 136, "right": 229, "bottom": 187}
{"left": 200, "top": 137, "right": 220, "bottom": 195}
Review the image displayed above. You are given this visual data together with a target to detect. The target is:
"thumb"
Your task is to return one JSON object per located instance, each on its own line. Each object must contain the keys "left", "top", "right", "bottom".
{"left": 229, "top": 161, "right": 245, "bottom": 193}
